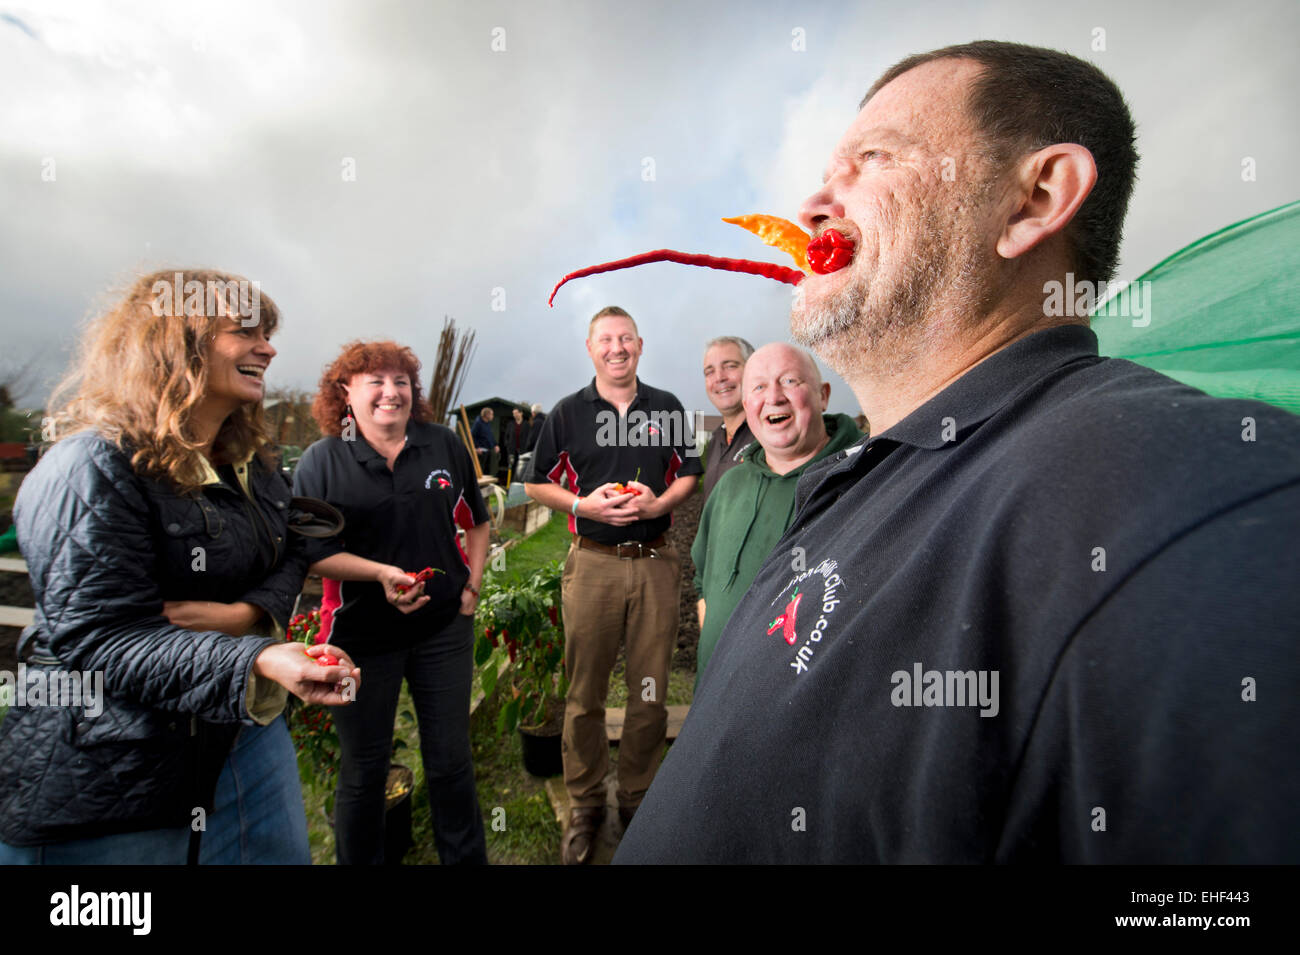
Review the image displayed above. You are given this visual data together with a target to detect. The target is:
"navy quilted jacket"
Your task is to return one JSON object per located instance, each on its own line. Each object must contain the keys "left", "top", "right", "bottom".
{"left": 0, "top": 430, "right": 307, "bottom": 845}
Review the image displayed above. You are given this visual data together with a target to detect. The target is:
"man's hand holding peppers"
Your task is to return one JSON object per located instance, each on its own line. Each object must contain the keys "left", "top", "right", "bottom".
{"left": 576, "top": 482, "right": 665, "bottom": 526}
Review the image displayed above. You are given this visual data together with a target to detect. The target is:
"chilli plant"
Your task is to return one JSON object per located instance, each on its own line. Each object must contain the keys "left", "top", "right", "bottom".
{"left": 475, "top": 560, "right": 566, "bottom": 734}
{"left": 284, "top": 609, "right": 339, "bottom": 781}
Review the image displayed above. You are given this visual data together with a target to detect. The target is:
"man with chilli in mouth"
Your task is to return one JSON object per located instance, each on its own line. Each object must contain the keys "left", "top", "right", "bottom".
{"left": 616, "top": 41, "right": 1300, "bottom": 864}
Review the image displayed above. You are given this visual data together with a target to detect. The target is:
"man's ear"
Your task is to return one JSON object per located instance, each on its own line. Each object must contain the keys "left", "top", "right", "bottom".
{"left": 820, "top": 382, "right": 831, "bottom": 411}
{"left": 996, "top": 143, "right": 1096, "bottom": 262}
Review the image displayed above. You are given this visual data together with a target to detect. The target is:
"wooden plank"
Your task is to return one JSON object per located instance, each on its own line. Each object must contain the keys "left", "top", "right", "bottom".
{"left": 605, "top": 704, "right": 690, "bottom": 742}
{"left": 0, "top": 605, "right": 34, "bottom": 627}
{"left": 0, "top": 557, "right": 28, "bottom": 574}
{"left": 458, "top": 405, "right": 482, "bottom": 480}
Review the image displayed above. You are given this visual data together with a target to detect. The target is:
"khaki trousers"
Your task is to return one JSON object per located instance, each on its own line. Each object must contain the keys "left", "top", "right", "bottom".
{"left": 560, "top": 539, "right": 680, "bottom": 809}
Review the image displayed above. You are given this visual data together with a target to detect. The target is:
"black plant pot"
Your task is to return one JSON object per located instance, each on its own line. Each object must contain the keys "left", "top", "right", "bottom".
{"left": 518, "top": 727, "right": 563, "bottom": 777}
{"left": 384, "top": 764, "right": 415, "bottom": 865}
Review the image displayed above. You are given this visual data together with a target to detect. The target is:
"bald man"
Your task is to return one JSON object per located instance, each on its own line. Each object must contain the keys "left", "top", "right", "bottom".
{"left": 690, "top": 343, "right": 862, "bottom": 690}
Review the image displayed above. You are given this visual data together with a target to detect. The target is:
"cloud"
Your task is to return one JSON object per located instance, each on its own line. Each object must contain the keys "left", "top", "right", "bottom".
{"left": 1, "top": 0, "right": 1297, "bottom": 423}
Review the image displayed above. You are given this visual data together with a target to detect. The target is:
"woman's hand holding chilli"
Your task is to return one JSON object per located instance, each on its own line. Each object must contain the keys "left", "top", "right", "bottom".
{"left": 254, "top": 641, "right": 361, "bottom": 706}
{"left": 377, "top": 564, "right": 431, "bottom": 615}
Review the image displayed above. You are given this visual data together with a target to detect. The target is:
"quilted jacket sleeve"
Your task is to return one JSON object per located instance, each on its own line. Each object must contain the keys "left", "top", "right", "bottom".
{"left": 14, "top": 434, "right": 275, "bottom": 723}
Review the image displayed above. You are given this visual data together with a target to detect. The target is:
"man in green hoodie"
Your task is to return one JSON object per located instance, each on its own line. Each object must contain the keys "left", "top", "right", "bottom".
{"left": 692, "top": 343, "right": 861, "bottom": 691}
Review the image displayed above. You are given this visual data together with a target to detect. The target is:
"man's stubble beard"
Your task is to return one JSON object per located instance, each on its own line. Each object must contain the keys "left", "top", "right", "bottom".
{"left": 792, "top": 188, "right": 993, "bottom": 380}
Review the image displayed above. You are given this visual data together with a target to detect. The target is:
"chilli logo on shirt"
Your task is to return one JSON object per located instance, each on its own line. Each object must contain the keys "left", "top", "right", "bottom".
{"left": 765, "top": 560, "right": 844, "bottom": 675}
{"left": 425, "top": 468, "right": 453, "bottom": 490}
{"left": 766, "top": 587, "right": 802, "bottom": 645}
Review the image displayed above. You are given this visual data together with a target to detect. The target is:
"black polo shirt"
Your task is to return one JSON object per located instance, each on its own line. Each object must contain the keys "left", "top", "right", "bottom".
{"left": 292, "top": 420, "right": 488, "bottom": 655}
{"left": 701, "top": 419, "right": 754, "bottom": 500}
{"left": 616, "top": 325, "right": 1300, "bottom": 863}
{"left": 525, "top": 377, "right": 703, "bottom": 544}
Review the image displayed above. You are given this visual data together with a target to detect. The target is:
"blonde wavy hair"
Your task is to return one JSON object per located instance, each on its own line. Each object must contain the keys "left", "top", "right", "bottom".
{"left": 47, "top": 268, "right": 281, "bottom": 494}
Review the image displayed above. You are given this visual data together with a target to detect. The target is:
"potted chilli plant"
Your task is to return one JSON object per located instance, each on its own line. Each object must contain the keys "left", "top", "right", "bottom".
{"left": 286, "top": 609, "right": 414, "bottom": 862}
{"left": 475, "top": 560, "right": 567, "bottom": 776}
{"left": 286, "top": 610, "right": 340, "bottom": 785}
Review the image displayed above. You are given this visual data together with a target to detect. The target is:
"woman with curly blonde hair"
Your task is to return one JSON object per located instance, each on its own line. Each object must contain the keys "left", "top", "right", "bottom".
{"left": 293, "top": 340, "right": 490, "bottom": 864}
{"left": 0, "top": 268, "right": 359, "bottom": 864}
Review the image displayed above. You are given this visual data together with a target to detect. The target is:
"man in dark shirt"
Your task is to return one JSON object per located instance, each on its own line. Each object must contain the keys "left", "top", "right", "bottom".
{"left": 502, "top": 406, "right": 527, "bottom": 482}
{"left": 615, "top": 41, "right": 1300, "bottom": 863}
{"left": 470, "top": 406, "right": 497, "bottom": 477}
{"left": 700, "top": 335, "right": 755, "bottom": 500}
{"left": 524, "top": 306, "right": 701, "bottom": 864}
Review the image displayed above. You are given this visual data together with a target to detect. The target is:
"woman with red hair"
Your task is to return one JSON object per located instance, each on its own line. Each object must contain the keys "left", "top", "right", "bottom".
{"left": 294, "top": 341, "right": 490, "bottom": 864}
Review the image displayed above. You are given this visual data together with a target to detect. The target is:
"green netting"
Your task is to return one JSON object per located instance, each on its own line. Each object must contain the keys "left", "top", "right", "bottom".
{"left": 1092, "top": 199, "right": 1300, "bottom": 414}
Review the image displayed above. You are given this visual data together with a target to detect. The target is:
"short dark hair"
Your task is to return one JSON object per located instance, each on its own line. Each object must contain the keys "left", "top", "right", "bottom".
{"left": 588, "top": 305, "right": 639, "bottom": 337}
{"left": 864, "top": 40, "right": 1138, "bottom": 285}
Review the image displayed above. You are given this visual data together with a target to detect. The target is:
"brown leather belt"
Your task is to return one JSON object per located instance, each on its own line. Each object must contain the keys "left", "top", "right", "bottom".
{"left": 576, "top": 534, "right": 668, "bottom": 559}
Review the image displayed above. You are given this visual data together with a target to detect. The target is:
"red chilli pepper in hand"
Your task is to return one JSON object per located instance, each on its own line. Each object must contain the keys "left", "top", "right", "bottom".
{"left": 299, "top": 646, "right": 340, "bottom": 666}
{"left": 806, "top": 229, "right": 854, "bottom": 275}
{"left": 548, "top": 250, "right": 805, "bottom": 307}
{"left": 395, "top": 566, "right": 444, "bottom": 594}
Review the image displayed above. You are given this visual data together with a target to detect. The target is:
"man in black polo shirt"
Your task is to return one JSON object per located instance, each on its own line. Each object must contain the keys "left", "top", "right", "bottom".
{"left": 616, "top": 41, "right": 1300, "bottom": 863}
{"left": 525, "top": 305, "right": 701, "bottom": 864}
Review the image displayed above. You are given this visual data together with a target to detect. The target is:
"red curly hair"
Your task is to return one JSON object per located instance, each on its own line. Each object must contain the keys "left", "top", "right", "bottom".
{"left": 311, "top": 340, "right": 433, "bottom": 437}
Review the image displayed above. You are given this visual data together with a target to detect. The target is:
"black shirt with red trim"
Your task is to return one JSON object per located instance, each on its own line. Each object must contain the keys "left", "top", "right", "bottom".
{"left": 292, "top": 419, "right": 488, "bottom": 656}
{"left": 524, "top": 377, "right": 703, "bottom": 544}
{"left": 616, "top": 326, "right": 1300, "bottom": 863}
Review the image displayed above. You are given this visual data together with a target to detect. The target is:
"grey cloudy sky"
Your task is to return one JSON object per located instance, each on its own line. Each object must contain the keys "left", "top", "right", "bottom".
{"left": 1, "top": 0, "right": 1296, "bottom": 419}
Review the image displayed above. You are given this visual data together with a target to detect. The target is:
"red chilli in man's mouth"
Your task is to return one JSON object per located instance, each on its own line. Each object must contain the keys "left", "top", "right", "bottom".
{"left": 806, "top": 229, "right": 854, "bottom": 274}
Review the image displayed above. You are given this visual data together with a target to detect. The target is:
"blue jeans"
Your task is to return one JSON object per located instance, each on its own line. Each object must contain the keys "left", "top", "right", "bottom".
{"left": 199, "top": 714, "right": 311, "bottom": 864}
{"left": 0, "top": 715, "right": 309, "bottom": 865}
{"left": 332, "top": 613, "right": 487, "bottom": 864}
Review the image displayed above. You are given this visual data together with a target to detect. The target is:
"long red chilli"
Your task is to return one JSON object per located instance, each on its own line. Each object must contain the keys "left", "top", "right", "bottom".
{"left": 548, "top": 250, "right": 805, "bottom": 307}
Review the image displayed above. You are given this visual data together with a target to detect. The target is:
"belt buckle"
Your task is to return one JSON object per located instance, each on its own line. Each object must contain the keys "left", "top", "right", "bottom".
{"left": 616, "top": 540, "right": 643, "bottom": 560}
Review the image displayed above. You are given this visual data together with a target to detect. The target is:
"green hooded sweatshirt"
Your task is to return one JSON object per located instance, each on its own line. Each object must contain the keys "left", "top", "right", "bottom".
{"left": 691, "top": 413, "right": 863, "bottom": 690}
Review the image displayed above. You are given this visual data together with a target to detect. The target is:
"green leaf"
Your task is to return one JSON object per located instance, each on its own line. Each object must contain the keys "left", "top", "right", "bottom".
{"left": 498, "top": 696, "right": 521, "bottom": 736}
{"left": 480, "top": 656, "right": 499, "bottom": 698}
{"left": 473, "top": 634, "right": 492, "bottom": 666}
